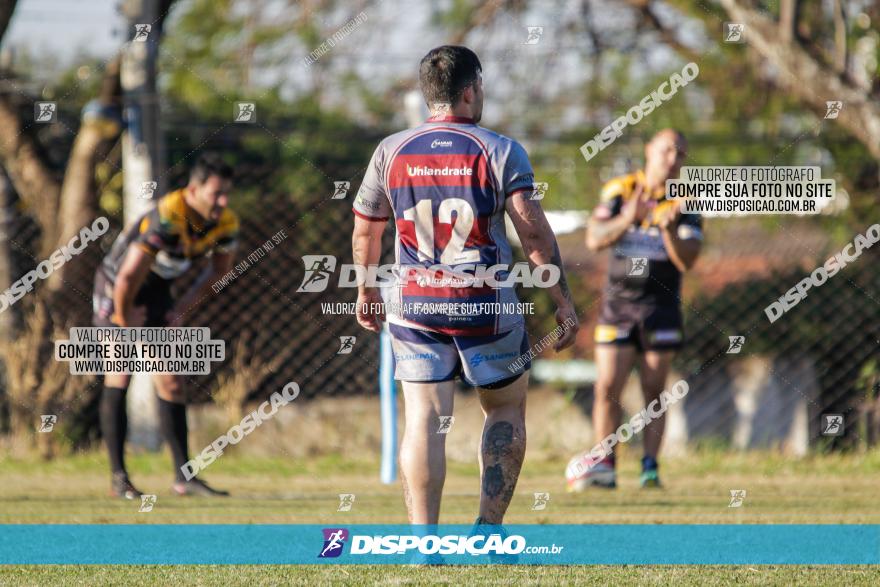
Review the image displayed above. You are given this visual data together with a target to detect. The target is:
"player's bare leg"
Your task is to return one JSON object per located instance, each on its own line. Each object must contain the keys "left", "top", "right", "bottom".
{"left": 593, "top": 344, "right": 638, "bottom": 447}
{"left": 476, "top": 372, "right": 528, "bottom": 524}
{"left": 638, "top": 351, "right": 675, "bottom": 448}
{"left": 399, "top": 380, "right": 455, "bottom": 524}
{"left": 573, "top": 344, "right": 638, "bottom": 487}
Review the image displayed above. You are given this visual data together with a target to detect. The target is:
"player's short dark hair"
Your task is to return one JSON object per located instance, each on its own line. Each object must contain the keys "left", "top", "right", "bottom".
{"left": 651, "top": 128, "right": 687, "bottom": 144}
{"left": 189, "top": 152, "right": 234, "bottom": 184}
{"left": 419, "top": 46, "right": 482, "bottom": 106}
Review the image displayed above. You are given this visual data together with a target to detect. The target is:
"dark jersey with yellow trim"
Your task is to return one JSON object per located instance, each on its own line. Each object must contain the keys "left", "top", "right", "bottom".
{"left": 99, "top": 189, "right": 239, "bottom": 284}
{"left": 594, "top": 171, "right": 702, "bottom": 305}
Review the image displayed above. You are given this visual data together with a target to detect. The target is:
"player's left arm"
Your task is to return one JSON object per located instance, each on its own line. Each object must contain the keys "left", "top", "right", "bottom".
{"left": 503, "top": 140, "right": 579, "bottom": 351}
{"left": 659, "top": 204, "right": 702, "bottom": 272}
{"left": 166, "top": 250, "right": 235, "bottom": 327}
{"left": 166, "top": 215, "right": 239, "bottom": 327}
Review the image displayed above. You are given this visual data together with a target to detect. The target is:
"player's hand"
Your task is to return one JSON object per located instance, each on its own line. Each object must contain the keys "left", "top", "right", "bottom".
{"left": 164, "top": 309, "right": 185, "bottom": 328}
{"left": 622, "top": 184, "right": 654, "bottom": 224}
{"left": 658, "top": 201, "right": 681, "bottom": 231}
{"left": 113, "top": 305, "right": 147, "bottom": 328}
{"left": 553, "top": 302, "right": 579, "bottom": 352}
{"left": 356, "top": 289, "right": 385, "bottom": 333}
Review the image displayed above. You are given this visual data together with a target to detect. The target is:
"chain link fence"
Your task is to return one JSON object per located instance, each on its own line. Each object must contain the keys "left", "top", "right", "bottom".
{"left": 0, "top": 120, "right": 877, "bottom": 452}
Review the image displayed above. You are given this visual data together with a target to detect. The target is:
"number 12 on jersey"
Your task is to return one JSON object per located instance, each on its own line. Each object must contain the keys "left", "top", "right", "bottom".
{"left": 402, "top": 198, "right": 481, "bottom": 265}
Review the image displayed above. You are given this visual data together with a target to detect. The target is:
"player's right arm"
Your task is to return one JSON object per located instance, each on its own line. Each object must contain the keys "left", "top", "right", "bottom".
{"left": 586, "top": 183, "right": 651, "bottom": 251}
{"left": 352, "top": 142, "right": 392, "bottom": 333}
{"left": 352, "top": 216, "right": 386, "bottom": 333}
{"left": 111, "top": 245, "right": 151, "bottom": 327}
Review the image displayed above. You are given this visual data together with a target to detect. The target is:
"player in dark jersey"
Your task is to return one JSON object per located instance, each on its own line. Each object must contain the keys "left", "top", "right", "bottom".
{"left": 352, "top": 46, "right": 578, "bottom": 526}
{"left": 567, "top": 129, "right": 702, "bottom": 490}
{"left": 93, "top": 153, "right": 239, "bottom": 499}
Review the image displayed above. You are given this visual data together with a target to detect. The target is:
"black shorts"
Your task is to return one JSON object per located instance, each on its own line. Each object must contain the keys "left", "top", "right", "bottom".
{"left": 594, "top": 298, "right": 683, "bottom": 352}
{"left": 92, "top": 270, "right": 174, "bottom": 328}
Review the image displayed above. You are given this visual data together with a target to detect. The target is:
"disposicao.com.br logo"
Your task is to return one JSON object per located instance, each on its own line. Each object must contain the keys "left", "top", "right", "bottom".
{"left": 317, "top": 528, "right": 563, "bottom": 558}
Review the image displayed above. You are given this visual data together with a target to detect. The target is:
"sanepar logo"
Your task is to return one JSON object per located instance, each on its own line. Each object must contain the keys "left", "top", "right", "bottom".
{"left": 470, "top": 351, "right": 518, "bottom": 368}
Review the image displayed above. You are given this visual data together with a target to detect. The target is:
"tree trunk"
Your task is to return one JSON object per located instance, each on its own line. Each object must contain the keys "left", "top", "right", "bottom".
{"left": 718, "top": 0, "right": 880, "bottom": 164}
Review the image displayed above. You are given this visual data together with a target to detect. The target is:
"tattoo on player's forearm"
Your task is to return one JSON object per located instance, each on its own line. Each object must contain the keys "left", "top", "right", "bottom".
{"left": 519, "top": 197, "right": 543, "bottom": 223}
{"left": 550, "top": 243, "right": 572, "bottom": 301}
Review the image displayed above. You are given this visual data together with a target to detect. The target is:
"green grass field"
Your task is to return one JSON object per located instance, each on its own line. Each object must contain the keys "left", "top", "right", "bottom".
{"left": 1, "top": 448, "right": 879, "bottom": 585}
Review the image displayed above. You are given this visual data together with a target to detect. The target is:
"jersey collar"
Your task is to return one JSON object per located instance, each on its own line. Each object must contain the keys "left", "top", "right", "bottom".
{"left": 180, "top": 191, "right": 212, "bottom": 233}
{"left": 636, "top": 169, "right": 667, "bottom": 200}
{"left": 426, "top": 115, "right": 475, "bottom": 124}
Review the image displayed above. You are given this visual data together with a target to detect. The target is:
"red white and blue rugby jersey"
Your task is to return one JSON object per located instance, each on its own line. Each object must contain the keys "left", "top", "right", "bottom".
{"left": 353, "top": 115, "right": 535, "bottom": 336}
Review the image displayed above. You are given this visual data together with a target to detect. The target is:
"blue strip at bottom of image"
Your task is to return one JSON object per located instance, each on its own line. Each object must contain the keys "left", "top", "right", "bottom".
{"left": 1, "top": 525, "right": 878, "bottom": 565}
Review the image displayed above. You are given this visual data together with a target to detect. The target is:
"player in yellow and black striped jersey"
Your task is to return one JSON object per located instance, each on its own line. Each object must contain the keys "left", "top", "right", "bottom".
{"left": 572, "top": 129, "right": 702, "bottom": 491}
{"left": 91, "top": 153, "right": 239, "bottom": 500}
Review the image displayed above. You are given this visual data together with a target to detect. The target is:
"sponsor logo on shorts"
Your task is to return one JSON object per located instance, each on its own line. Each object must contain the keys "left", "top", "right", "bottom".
{"left": 595, "top": 325, "right": 626, "bottom": 343}
{"left": 395, "top": 352, "right": 439, "bottom": 361}
{"left": 469, "top": 351, "right": 518, "bottom": 368}
{"left": 650, "top": 329, "right": 682, "bottom": 344}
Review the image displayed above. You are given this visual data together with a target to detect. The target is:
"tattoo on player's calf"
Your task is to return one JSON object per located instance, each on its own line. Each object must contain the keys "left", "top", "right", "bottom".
{"left": 484, "top": 421, "right": 514, "bottom": 458}
{"left": 483, "top": 463, "right": 505, "bottom": 498}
